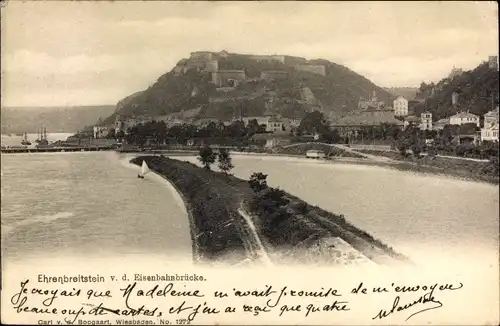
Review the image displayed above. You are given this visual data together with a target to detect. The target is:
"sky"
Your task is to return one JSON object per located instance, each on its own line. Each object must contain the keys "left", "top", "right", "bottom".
{"left": 1, "top": 1, "right": 498, "bottom": 107}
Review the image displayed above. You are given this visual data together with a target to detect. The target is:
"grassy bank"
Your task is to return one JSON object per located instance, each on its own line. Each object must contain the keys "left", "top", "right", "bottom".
{"left": 131, "top": 156, "right": 408, "bottom": 266}
{"left": 275, "top": 142, "right": 366, "bottom": 158}
{"left": 357, "top": 149, "right": 499, "bottom": 184}
{"left": 131, "top": 155, "right": 254, "bottom": 263}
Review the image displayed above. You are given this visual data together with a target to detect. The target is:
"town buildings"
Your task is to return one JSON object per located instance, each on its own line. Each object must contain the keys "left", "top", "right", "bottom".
{"left": 266, "top": 116, "right": 285, "bottom": 133}
{"left": 240, "top": 115, "right": 298, "bottom": 134}
{"left": 358, "top": 91, "right": 385, "bottom": 110}
{"left": 403, "top": 115, "right": 421, "bottom": 129}
{"left": 420, "top": 112, "right": 433, "bottom": 131}
{"left": 449, "top": 111, "right": 480, "bottom": 127}
{"left": 93, "top": 126, "right": 109, "bottom": 139}
{"left": 483, "top": 107, "right": 499, "bottom": 129}
{"left": 481, "top": 107, "right": 499, "bottom": 142}
{"left": 481, "top": 123, "right": 499, "bottom": 142}
{"left": 332, "top": 108, "right": 404, "bottom": 136}
{"left": 393, "top": 96, "right": 409, "bottom": 116}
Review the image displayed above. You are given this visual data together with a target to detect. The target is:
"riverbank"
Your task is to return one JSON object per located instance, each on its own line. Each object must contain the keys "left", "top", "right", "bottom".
{"left": 356, "top": 149, "right": 499, "bottom": 185}
{"left": 129, "top": 144, "right": 499, "bottom": 186}
{"left": 131, "top": 156, "right": 409, "bottom": 266}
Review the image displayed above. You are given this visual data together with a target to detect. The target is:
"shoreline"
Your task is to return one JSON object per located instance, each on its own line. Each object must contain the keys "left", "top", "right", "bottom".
{"left": 353, "top": 149, "right": 499, "bottom": 185}
{"left": 141, "top": 149, "right": 498, "bottom": 185}
{"left": 131, "top": 156, "right": 251, "bottom": 265}
{"left": 131, "top": 155, "right": 410, "bottom": 267}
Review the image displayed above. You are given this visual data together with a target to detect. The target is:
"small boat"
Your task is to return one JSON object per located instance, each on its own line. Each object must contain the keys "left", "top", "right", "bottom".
{"left": 21, "top": 132, "right": 32, "bottom": 146}
{"left": 138, "top": 160, "right": 150, "bottom": 179}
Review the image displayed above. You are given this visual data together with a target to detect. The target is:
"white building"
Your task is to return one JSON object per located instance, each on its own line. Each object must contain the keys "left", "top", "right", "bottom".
{"left": 481, "top": 107, "right": 499, "bottom": 142}
{"left": 241, "top": 116, "right": 270, "bottom": 127}
{"left": 393, "top": 96, "right": 409, "bottom": 116}
{"left": 266, "top": 116, "right": 285, "bottom": 133}
{"left": 420, "top": 112, "right": 433, "bottom": 131}
{"left": 93, "top": 126, "right": 109, "bottom": 139}
{"left": 481, "top": 124, "right": 499, "bottom": 142}
{"left": 449, "top": 111, "right": 480, "bottom": 127}
{"left": 483, "top": 107, "right": 499, "bottom": 129}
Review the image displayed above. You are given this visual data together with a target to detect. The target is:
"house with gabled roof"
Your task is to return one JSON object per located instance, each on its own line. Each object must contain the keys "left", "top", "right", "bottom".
{"left": 449, "top": 110, "right": 480, "bottom": 127}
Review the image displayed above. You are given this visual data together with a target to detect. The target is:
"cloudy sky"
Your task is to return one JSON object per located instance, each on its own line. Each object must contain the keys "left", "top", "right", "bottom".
{"left": 1, "top": 1, "right": 498, "bottom": 107}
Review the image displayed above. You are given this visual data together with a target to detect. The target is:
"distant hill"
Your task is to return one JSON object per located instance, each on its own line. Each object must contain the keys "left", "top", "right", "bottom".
{"left": 102, "top": 91, "right": 145, "bottom": 126}
{"left": 412, "top": 62, "right": 499, "bottom": 120}
{"left": 382, "top": 87, "right": 419, "bottom": 100}
{"left": 111, "top": 51, "right": 395, "bottom": 123}
{"left": 1, "top": 105, "right": 116, "bottom": 134}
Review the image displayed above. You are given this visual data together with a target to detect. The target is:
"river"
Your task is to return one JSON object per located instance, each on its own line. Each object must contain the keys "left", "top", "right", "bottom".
{"left": 1, "top": 133, "right": 74, "bottom": 148}
{"left": 1, "top": 151, "right": 192, "bottom": 268}
{"left": 172, "top": 154, "right": 499, "bottom": 267}
{"left": 1, "top": 152, "right": 498, "bottom": 270}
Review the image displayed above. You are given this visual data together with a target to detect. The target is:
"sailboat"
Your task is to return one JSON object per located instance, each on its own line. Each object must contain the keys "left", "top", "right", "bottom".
{"left": 138, "top": 160, "right": 150, "bottom": 179}
{"left": 21, "top": 132, "right": 32, "bottom": 146}
{"left": 36, "top": 126, "right": 49, "bottom": 146}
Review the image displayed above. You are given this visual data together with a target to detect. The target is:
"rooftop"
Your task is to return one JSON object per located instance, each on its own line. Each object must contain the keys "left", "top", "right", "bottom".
{"left": 435, "top": 118, "right": 450, "bottom": 124}
{"left": 334, "top": 111, "right": 404, "bottom": 126}
{"left": 405, "top": 116, "right": 421, "bottom": 123}
{"left": 484, "top": 108, "right": 499, "bottom": 117}
{"left": 450, "top": 111, "right": 479, "bottom": 119}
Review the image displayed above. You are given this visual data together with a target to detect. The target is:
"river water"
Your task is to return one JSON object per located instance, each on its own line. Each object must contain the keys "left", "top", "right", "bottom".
{"left": 1, "top": 133, "right": 74, "bottom": 148}
{"left": 172, "top": 154, "right": 499, "bottom": 267}
{"left": 1, "top": 151, "right": 192, "bottom": 266}
{"left": 1, "top": 152, "right": 498, "bottom": 270}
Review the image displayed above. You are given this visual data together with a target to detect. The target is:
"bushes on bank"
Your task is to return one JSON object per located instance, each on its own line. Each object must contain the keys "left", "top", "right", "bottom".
{"left": 217, "top": 148, "right": 234, "bottom": 174}
{"left": 248, "top": 172, "right": 268, "bottom": 192}
{"left": 198, "top": 146, "right": 216, "bottom": 170}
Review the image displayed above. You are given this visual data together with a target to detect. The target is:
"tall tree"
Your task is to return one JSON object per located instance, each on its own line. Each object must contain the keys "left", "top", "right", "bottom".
{"left": 298, "top": 110, "right": 328, "bottom": 134}
{"left": 217, "top": 148, "right": 234, "bottom": 174}
{"left": 198, "top": 146, "right": 217, "bottom": 170}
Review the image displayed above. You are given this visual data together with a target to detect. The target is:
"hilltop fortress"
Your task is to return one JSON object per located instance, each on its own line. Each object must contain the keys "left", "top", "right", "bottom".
{"left": 172, "top": 50, "right": 328, "bottom": 83}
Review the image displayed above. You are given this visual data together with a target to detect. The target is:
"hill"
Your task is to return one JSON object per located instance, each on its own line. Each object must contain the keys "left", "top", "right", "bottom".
{"left": 111, "top": 51, "right": 395, "bottom": 122}
{"left": 1, "top": 105, "right": 116, "bottom": 134}
{"left": 383, "top": 87, "right": 419, "bottom": 100}
{"left": 412, "top": 62, "right": 499, "bottom": 120}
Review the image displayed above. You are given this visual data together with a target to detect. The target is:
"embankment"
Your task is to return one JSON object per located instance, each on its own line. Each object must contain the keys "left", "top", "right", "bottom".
{"left": 357, "top": 149, "right": 499, "bottom": 184}
{"left": 276, "top": 142, "right": 366, "bottom": 158}
{"left": 131, "top": 156, "right": 409, "bottom": 266}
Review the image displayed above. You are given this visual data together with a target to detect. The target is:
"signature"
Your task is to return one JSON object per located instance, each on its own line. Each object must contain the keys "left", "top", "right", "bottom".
{"left": 372, "top": 283, "right": 463, "bottom": 322}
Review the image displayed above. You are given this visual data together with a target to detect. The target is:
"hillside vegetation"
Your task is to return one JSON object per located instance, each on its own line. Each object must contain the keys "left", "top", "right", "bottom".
{"left": 383, "top": 87, "right": 419, "bottom": 100}
{"left": 414, "top": 62, "right": 499, "bottom": 120}
{"left": 113, "top": 52, "right": 395, "bottom": 121}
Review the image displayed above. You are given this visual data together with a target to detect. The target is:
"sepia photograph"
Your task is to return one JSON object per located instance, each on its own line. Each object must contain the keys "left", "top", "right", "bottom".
{"left": 1, "top": 1, "right": 499, "bottom": 325}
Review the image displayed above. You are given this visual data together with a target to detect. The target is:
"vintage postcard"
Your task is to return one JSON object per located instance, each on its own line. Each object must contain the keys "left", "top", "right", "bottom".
{"left": 1, "top": 1, "right": 499, "bottom": 325}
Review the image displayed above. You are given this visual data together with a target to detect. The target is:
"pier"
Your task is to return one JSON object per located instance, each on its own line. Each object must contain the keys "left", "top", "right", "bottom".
{"left": 0, "top": 146, "right": 115, "bottom": 154}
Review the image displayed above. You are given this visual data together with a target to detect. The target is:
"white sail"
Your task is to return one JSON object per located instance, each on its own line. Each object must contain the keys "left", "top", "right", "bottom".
{"left": 140, "top": 160, "right": 150, "bottom": 177}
